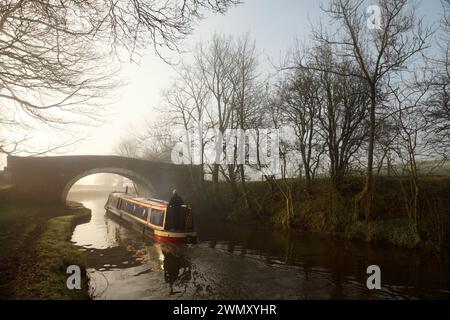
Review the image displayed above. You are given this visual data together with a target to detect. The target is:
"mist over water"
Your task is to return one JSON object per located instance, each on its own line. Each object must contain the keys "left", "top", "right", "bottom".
{"left": 69, "top": 186, "right": 450, "bottom": 300}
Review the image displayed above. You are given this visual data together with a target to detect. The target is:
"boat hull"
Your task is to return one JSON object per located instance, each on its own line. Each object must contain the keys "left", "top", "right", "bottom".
{"left": 154, "top": 229, "right": 197, "bottom": 244}
{"left": 105, "top": 204, "right": 197, "bottom": 244}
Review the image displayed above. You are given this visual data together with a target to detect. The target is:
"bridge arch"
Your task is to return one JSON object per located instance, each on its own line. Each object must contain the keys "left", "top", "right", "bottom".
{"left": 6, "top": 155, "right": 198, "bottom": 204}
{"left": 61, "top": 167, "right": 156, "bottom": 203}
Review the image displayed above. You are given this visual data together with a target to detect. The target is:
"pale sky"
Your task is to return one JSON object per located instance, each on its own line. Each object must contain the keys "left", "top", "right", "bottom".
{"left": 2, "top": 0, "right": 444, "bottom": 168}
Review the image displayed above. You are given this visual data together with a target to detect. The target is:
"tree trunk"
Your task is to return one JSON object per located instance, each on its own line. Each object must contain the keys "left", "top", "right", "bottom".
{"left": 223, "top": 163, "right": 238, "bottom": 197}
{"left": 284, "top": 189, "right": 294, "bottom": 228}
{"left": 212, "top": 163, "right": 220, "bottom": 203}
{"left": 355, "top": 93, "right": 376, "bottom": 221}
{"left": 239, "top": 164, "right": 257, "bottom": 216}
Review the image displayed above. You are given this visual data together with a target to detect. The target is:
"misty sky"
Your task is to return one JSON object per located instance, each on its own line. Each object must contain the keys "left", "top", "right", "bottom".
{"left": 2, "top": 0, "right": 444, "bottom": 168}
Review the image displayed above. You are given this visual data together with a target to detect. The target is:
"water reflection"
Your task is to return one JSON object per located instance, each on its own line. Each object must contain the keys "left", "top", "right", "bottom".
{"left": 163, "top": 249, "right": 192, "bottom": 295}
{"left": 69, "top": 188, "right": 450, "bottom": 300}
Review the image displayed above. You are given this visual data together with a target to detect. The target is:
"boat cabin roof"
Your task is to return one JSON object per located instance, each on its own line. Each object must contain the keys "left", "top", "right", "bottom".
{"left": 111, "top": 192, "right": 169, "bottom": 209}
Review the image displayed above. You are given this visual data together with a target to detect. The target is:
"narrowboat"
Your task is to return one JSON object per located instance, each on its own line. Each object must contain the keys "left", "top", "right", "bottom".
{"left": 104, "top": 192, "right": 197, "bottom": 243}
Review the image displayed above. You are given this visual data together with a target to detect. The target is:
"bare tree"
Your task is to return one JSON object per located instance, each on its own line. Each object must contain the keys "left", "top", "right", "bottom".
{"left": 278, "top": 64, "right": 322, "bottom": 195}
{"left": 139, "top": 122, "right": 175, "bottom": 162}
{"left": 302, "top": 0, "right": 432, "bottom": 220}
{"left": 195, "top": 33, "right": 236, "bottom": 198}
{"left": 0, "top": 0, "right": 115, "bottom": 156}
{"left": 115, "top": 119, "right": 174, "bottom": 162}
{"left": 375, "top": 118, "right": 398, "bottom": 176}
{"left": 173, "top": 63, "right": 211, "bottom": 184}
{"left": 103, "top": 0, "right": 241, "bottom": 58}
{"left": 0, "top": 0, "right": 240, "bottom": 157}
{"left": 227, "top": 34, "right": 264, "bottom": 213}
{"left": 159, "top": 33, "right": 267, "bottom": 211}
{"left": 389, "top": 77, "right": 431, "bottom": 236}
{"left": 115, "top": 138, "right": 141, "bottom": 158}
{"left": 307, "top": 43, "right": 369, "bottom": 188}
{"left": 428, "top": 0, "right": 450, "bottom": 152}
{"left": 159, "top": 64, "right": 211, "bottom": 186}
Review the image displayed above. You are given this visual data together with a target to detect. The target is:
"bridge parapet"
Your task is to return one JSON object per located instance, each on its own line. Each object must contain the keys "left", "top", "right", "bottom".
{"left": 6, "top": 155, "right": 198, "bottom": 204}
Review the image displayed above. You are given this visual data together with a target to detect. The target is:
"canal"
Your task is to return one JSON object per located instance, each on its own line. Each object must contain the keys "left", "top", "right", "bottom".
{"left": 69, "top": 188, "right": 450, "bottom": 300}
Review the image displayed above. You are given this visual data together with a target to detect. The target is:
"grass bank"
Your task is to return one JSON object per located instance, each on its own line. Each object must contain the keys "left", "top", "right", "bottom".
{"left": 0, "top": 191, "right": 91, "bottom": 299}
{"left": 189, "top": 176, "right": 450, "bottom": 252}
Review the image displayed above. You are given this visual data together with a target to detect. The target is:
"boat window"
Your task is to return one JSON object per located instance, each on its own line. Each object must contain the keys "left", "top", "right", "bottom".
{"left": 149, "top": 208, "right": 164, "bottom": 226}
{"left": 133, "top": 205, "right": 148, "bottom": 220}
{"left": 141, "top": 207, "right": 149, "bottom": 220}
{"left": 121, "top": 199, "right": 126, "bottom": 210}
{"left": 127, "top": 202, "right": 134, "bottom": 213}
{"left": 122, "top": 200, "right": 132, "bottom": 212}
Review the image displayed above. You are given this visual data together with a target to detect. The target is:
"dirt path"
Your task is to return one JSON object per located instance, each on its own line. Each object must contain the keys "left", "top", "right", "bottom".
{"left": 9, "top": 217, "right": 48, "bottom": 299}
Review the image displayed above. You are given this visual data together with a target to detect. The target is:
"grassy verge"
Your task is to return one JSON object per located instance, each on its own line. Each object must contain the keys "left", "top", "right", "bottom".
{"left": 190, "top": 176, "right": 450, "bottom": 252}
{"left": 0, "top": 193, "right": 91, "bottom": 299}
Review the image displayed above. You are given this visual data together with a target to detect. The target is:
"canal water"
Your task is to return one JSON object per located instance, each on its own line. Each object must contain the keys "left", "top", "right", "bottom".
{"left": 69, "top": 188, "right": 450, "bottom": 300}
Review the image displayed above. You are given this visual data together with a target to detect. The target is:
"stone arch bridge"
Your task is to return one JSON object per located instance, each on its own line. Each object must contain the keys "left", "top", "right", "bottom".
{"left": 5, "top": 155, "right": 199, "bottom": 204}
